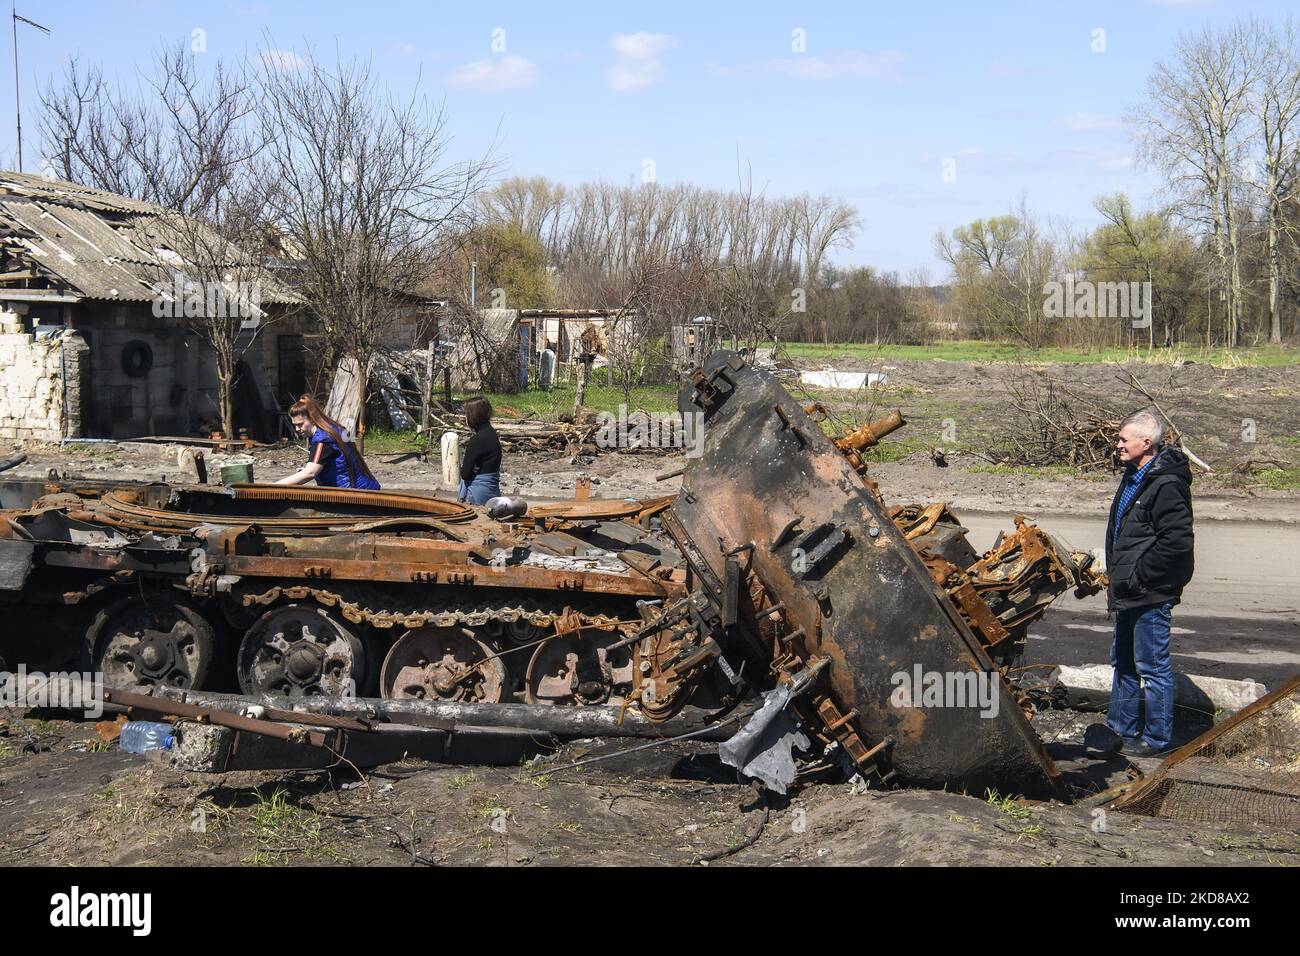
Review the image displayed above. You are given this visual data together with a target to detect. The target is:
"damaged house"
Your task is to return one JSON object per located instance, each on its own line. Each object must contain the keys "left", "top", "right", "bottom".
{"left": 446, "top": 307, "right": 630, "bottom": 393}
{"left": 0, "top": 172, "right": 307, "bottom": 442}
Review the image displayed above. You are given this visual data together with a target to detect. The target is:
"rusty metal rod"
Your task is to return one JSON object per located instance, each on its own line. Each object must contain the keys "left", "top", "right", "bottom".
{"left": 104, "top": 688, "right": 333, "bottom": 747}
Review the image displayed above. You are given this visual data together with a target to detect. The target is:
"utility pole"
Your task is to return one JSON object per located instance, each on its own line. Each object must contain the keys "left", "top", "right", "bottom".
{"left": 11, "top": 5, "right": 49, "bottom": 171}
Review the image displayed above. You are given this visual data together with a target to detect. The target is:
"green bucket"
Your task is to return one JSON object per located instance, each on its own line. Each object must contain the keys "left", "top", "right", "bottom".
{"left": 220, "top": 461, "right": 254, "bottom": 485}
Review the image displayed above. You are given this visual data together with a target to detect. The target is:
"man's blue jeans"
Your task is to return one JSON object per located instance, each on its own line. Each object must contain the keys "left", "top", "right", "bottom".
{"left": 1108, "top": 601, "right": 1175, "bottom": 750}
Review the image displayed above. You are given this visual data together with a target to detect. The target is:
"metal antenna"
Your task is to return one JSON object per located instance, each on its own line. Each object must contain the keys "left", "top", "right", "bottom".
{"left": 11, "top": 4, "right": 49, "bottom": 171}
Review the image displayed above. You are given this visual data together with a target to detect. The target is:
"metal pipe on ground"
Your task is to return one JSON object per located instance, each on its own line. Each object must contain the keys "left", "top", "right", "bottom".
{"left": 147, "top": 686, "right": 740, "bottom": 741}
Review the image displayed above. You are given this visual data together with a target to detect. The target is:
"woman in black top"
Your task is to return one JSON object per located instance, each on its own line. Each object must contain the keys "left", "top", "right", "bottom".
{"left": 458, "top": 397, "right": 502, "bottom": 505}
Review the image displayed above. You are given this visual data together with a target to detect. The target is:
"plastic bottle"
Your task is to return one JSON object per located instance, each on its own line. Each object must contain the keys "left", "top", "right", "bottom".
{"left": 118, "top": 720, "right": 175, "bottom": 754}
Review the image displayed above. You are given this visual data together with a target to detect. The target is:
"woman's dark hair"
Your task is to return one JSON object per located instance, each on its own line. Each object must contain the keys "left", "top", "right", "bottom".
{"left": 288, "top": 394, "right": 376, "bottom": 485}
{"left": 464, "top": 397, "right": 494, "bottom": 430}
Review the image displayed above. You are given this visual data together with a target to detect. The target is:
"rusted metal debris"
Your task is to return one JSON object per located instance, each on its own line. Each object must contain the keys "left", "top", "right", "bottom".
{"left": 1108, "top": 674, "right": 1300, "bottom": 830}
{"left": 1, "top": 352, "right": 1105, "bottom": 797}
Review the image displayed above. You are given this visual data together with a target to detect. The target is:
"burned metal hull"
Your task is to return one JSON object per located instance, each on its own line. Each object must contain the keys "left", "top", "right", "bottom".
{"left": 669, "top": 352, "right": 1067, "bottom": 799}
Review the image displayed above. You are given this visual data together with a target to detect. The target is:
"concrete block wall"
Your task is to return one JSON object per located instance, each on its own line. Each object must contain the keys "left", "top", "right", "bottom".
{"left": 0, "top": 327, "right": 77, "bottom": 441}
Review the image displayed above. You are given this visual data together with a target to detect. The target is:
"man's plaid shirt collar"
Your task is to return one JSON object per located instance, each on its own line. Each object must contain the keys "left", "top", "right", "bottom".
{"left": 1114, "top": 454, "right": 1156, "bottom": 545}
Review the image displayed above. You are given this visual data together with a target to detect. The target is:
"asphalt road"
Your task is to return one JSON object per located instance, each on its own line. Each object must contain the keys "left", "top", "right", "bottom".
{"left": 959, "top": 512, "right": 1300, "bottom": 690}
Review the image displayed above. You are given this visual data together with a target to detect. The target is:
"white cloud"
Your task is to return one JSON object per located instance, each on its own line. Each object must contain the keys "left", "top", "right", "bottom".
{"left": 611, "top": 32, "right": 678, "bottom": 60}
{"left": 257, "top": 49, "right": 308, "bottom": 72}
{"left": 1049, "top": 148, "right": 1134, "bottom": 173}
{"left": 724, "top": 50, "right": 907, "bottom": 83}
{"left": 1062, "top": 112, "right": 1123, "bottom": 132}
{"left": 608, "top": 32, "right": 678, "bottom": 92}
{"left": 448, "top": 56, "right": 541, "bottom": 92}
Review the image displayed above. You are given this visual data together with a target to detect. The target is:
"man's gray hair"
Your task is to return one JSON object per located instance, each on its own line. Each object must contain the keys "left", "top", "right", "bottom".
{"left": 1120, "top": 408, "right": 1165, "bottom": 445}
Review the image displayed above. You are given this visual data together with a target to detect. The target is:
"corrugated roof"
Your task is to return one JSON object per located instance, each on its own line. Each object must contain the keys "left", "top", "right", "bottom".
{"left": 0, "top": 170, "right": 299, "bottom": 305}
{"left": 0, "top": 171, "right": 160, "bottom": 215}
{"left": 0, "top": 199, "right": 160, "bottom": 301}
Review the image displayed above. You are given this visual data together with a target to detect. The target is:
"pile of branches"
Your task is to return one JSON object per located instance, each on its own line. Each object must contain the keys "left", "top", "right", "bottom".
{"left": 496, "top": 420, "right": 600, "bottom": 453}
{"left": 990, "top": 370, "right": 1211, "bottom": 473}
{"left": 992, "top": 376, "right": 1126, "bottom": 470}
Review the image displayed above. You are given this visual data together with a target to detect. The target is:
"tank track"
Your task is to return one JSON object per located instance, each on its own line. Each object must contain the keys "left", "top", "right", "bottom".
{"left": 232, "top": 581, "right": 634, "bottom": 633}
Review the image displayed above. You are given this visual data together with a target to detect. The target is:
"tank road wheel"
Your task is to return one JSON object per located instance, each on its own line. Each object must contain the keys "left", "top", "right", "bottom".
{"left": 379, "top": 626, "right": 506, "bottom": 703}
{"left": 524, "top": 627, "right": 635, "bottom": 706}
{"left": 237, "top": 604, "right": 365, "bottom": 697}
{"left": 88, "top": 593, "right": 217, "bottom": 690}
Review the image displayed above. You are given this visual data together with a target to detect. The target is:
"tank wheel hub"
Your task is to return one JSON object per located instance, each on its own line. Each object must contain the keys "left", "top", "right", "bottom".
{"left": 90, "top": 595, "right": 216, "bottom": 690}
{"left": 380, "top": 627, "right": 506, "bottom": 703}
{"left": 525, "top": 627, "right": 635, "bottom": 706}
{"left": 238, "top": 605, "right": 365, "bottom": 697}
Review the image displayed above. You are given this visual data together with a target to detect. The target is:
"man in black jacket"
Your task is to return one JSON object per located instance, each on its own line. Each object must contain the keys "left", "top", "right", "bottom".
{"left": 1104, "top": 409, "right": 1195, "bottom": 757}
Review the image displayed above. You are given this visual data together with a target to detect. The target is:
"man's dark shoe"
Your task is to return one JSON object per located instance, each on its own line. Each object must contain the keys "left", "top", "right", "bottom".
{"left": 1121, "top": 739, "right": 1165, "bottom": 758}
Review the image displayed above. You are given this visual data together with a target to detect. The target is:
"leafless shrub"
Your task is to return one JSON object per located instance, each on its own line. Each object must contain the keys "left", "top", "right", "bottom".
{"left": 990, "top": 375, "right": 1125, "bottom": 470}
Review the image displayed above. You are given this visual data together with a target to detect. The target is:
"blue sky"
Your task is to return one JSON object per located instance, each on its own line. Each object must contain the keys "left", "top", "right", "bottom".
{"left": 4, "top": 0, "right": 1293, "bottom": 275}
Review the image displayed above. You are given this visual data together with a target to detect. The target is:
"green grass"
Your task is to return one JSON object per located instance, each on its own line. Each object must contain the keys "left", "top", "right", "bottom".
{"left": 968, "top": 463, "right": 1111, "bottom": 481}
{"left": 775, "top": 340, "right": 1300, "bottom": 367}
{"left": 1253, "top": 466, "right": 1300, "bottom": 490}
{"left": 985, "top": 788, "right": 1032, "bottom": 819}
{"left": 62, "top": 443, "right": 124, "bottom": 459}
{"left": 862, "top": 439, "right": 924, "bottom": 463}
{"left": 361, "top": 426, "right": 428, "bottom": 454}
{"left": 244, "top": 786, "right": 329, "bottom": 864}
{"left": 478, "top": 382, "right": 680, "bottom": 418}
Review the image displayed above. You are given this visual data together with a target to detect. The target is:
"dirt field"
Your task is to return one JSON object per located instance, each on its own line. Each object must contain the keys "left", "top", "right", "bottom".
{"left": 3, "top": 710, "right": 1295, "bottom": 867}
{"left": 2, "top": 355, "right": 1297, "bottom": 867}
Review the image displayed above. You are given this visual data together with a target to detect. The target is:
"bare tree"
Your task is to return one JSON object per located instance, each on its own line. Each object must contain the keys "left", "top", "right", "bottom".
{"left": 40, "top": 41, "right": 279, "bottom": 437}
{"left": 474, "top": 173, "right": 858, "bottom": 355}
{"left": 794, "top": 193, "right": 860, "bottom": 289}
{"left": 1246, "top": 20, "right": 1300, "bottom": 343}
{"left": 937, "top": 200, "right": 1061, "bottom": 349}
{"left": 40, "top": 42, "right": 259, "bottom": 215}
{"left": 255, "top": 47, "right": 494, "bottom": 445}
{"left": 1133, "top": 21, "right": 1261, "bottom": 346}
{"left": 149, "top": 185, "right": 282, "bottom": 437}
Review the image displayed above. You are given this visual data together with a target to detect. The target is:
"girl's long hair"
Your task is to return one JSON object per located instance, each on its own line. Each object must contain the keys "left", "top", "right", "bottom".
{"left": 288, "top": 394, "right": 376, "bottom": 485}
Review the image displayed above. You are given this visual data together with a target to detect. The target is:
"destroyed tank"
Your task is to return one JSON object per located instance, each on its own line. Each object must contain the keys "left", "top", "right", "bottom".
{"left": 0, "top": 352, "right": 1104, "bottom": 798}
